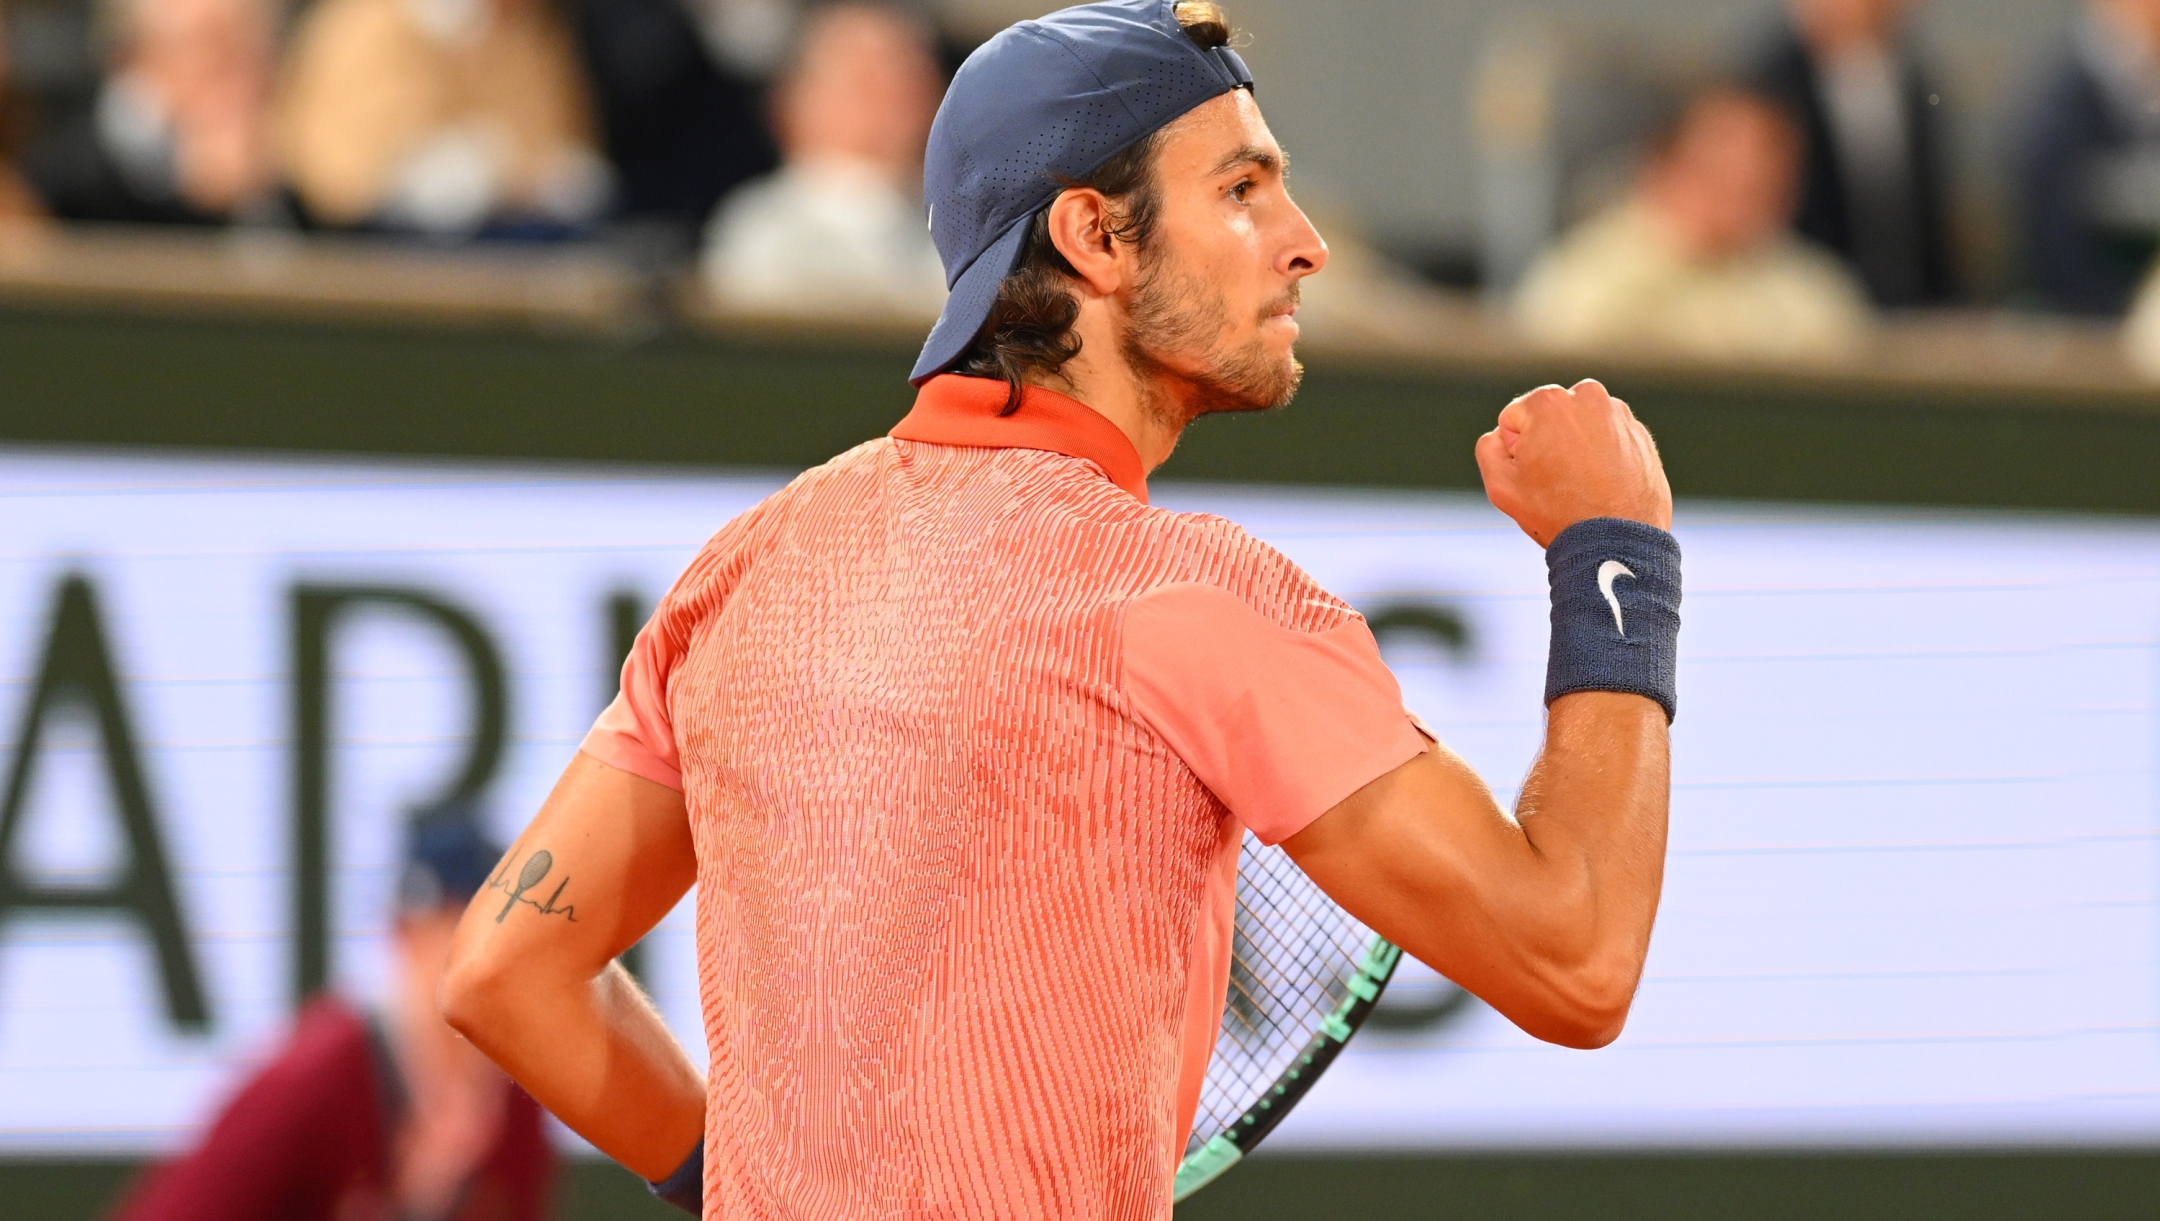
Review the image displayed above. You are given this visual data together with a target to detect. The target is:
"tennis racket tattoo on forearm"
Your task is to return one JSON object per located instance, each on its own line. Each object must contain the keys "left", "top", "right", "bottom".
{"left": 1173, "top": 832, "right": 1402, "bottom": 1201}
{"left": 487, "top": 849, "right": 578, "bottom": 923}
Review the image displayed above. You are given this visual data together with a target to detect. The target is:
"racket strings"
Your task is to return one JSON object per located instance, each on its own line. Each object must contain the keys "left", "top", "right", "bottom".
{"left": 1185, "top": 832, "right": 1376, "bottom": 1157}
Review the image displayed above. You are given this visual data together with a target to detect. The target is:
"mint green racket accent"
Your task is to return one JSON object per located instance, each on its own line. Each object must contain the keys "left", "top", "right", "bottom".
{"left": 1318, "top": 936, "right": 1398, "bottom": 1041}
{"left": 1172, "top": 1134, "right": 1243, "bottom": 1202}
{"left": 1179, "top": 831, "right": 1407, "bottom": 1202}
{"left": 1360, "top": 940, "right": 1404, "bottom": 977}
{"left": 1180, "top": 933, "right": 1403, "bottom": 1193}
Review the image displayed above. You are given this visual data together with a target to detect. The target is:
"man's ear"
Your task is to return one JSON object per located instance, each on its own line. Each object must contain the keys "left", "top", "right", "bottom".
{"left": 1045, "top": 188, "right": 1128, "bottom": 298}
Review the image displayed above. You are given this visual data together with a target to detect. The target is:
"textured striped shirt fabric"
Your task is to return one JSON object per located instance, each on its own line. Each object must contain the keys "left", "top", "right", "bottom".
{"left": 582, "top": 374, "right": 1426, "bottom": 1219}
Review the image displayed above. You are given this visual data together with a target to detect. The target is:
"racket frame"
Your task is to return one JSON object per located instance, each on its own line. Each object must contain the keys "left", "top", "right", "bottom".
{"left": 1171, "top": 935, "right": 1404, "bottom": 1202}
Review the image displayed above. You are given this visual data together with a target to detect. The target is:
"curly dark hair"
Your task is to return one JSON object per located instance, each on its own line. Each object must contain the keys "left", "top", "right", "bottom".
{"left": 952, "top": 1, "right": 1237, "bottom": 414}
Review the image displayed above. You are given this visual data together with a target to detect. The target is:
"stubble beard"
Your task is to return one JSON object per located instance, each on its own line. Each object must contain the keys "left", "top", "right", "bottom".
{"left": 1117, "top": 244, "right": 1305, "bottom": 432}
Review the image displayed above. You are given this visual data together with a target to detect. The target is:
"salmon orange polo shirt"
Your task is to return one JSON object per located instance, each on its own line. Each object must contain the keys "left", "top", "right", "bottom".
{"left": 582, "top": 373, "right": 1428, "bottom": 1220}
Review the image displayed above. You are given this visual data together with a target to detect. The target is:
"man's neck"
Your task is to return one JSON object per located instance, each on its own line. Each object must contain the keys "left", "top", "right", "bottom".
{"left": 1026, "top": 322, "right": 1194, "bottom": 474}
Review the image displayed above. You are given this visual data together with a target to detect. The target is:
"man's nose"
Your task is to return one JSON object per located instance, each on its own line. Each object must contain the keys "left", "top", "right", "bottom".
{"left": 1281, "top": 205, "right": 1329, "bottom": 278}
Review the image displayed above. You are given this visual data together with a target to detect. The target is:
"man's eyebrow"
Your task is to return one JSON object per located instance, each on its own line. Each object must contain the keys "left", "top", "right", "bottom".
{"left": 1210, "top": 145, "right": 1288, "bottom": 176}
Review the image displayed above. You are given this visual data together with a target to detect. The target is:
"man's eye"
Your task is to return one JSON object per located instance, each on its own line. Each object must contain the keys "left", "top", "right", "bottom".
{"left": 1230, "top": 181, "right": 1252, "bottom": 202}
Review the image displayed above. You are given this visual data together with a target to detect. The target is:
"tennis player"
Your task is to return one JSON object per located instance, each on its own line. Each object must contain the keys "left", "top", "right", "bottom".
{"left": 441, "top": 1, "right": 1680, "bottom": 1216}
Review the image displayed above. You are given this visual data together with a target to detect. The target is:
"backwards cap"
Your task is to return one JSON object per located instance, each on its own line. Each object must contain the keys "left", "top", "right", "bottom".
{"left": 910, "top": 0, "right": 1254, "bottom": 385}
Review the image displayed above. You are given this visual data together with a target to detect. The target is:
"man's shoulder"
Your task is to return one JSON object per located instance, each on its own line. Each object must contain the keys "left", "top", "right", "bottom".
{"left": 781, "top": 436, "right": 899, "bottom": 498}
{"left": 692, "top": 439, "right": 897, "bottom": 552}
{"left": 1118, "top": 508, "right": 1361, "bottom": 635}
{"left": 731, "top": 445, "right": 1351, "bottom": 623}
{"left": 1126, "top": 503, "right": 1262, "bottom": 555}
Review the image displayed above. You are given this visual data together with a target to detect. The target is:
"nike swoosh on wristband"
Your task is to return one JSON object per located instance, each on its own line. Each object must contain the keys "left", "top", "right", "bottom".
{"left": 1597, "top": 560, "right": 1635, "bottom": 636}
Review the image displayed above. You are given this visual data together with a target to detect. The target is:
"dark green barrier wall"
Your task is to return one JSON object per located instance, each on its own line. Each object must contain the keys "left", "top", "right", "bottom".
{"left": 6, "top": 305, "right": 2160, "bottom": 513}
{"left": 6, "top": 303, "right": 2160, "bottom": 1220}
{"left": 17, "top": 1151, "right": 2160, "bottom": 1221}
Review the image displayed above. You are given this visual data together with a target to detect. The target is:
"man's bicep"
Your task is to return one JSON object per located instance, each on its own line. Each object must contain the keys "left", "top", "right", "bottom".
{"left": 453, "top": 751, "right": 696, "bottom": 980}
{"left": 1281, "top": 744, "right": 1530, "bottom": 984}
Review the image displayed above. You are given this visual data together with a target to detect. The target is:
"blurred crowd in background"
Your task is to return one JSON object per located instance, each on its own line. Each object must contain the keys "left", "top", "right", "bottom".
{"left": 5, "top": 0, "right": 2160, "bottom": 363}
{"left": 1498, "top": 0, "right": 2160, "bottom": 366}
{"left": 0, "top": 0, "right": 959, "bottom": 314}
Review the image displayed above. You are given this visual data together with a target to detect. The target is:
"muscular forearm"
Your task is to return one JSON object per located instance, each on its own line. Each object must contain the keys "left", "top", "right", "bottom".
{"left": 1295, "top": 378, "right": 1677, "bottom": 1049}
{"left": 441, "top": 755, "right": 706, "bottom": 1181}
{"left": 1501, "top": 690, "right": 1670, "bottom": 1042}
{"left": 1287, "top": 692, "right": 1668, "bottom": 1048}
{"left": 443, "top": 958, "right": 703, "bottom": 1180}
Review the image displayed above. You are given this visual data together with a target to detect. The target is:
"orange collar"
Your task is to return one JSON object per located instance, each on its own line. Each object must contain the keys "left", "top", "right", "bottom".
{"left": 890, "top": 375, "right": 1148, "bottom": 504}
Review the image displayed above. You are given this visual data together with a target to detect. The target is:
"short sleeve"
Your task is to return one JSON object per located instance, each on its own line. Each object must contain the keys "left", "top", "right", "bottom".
{"left": 1120, "top": 582, "right": 1428, "bottom": 845}
{"left": 579, "top": 613, "right": 685, "bottom": 792}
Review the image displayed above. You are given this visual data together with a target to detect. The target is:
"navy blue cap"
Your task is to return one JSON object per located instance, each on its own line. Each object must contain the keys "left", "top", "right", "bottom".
{"left": 910, "top": 0, "right": 1254, "bottom": 385}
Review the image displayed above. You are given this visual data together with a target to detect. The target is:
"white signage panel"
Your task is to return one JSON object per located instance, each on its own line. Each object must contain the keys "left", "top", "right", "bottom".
{"left": 0, "top": 451, "right": 2153, "bottom": 1154}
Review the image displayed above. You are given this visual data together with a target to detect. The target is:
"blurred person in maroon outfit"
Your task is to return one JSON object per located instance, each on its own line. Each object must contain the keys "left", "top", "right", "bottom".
{"left": 108, "top": 810, "right": 553, "bottom": 1221}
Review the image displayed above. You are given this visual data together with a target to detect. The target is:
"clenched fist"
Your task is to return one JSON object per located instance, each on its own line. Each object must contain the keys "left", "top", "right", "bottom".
{"left": 1475, "top": 380, "right": 1673, "bottom": 548}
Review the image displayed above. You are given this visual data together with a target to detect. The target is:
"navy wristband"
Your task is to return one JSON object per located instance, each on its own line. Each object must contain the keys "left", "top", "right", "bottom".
{"left": 648, "top": 1140, "right": 703, "bottom": 1216}
{"left": 1543, "top": 517, "right": 1682, "bottom": 721}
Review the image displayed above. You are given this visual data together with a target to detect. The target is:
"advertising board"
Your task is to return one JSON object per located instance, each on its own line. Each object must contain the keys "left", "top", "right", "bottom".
{"left": 0, "top": 450, "right": 2153, "bottom": 1153}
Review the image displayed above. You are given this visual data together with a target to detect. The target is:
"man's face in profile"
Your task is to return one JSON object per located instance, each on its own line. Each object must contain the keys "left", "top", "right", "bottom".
{"left": 1115, "top": 90, "right": 1329, "bottom": 421}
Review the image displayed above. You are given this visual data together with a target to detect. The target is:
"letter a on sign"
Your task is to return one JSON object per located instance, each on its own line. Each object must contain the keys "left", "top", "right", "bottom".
{"left": 0, "top": 574, "right": 210, "bottom": 1032}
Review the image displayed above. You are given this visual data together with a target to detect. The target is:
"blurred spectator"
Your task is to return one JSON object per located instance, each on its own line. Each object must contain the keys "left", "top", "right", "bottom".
{"left": 701, "top": 0, "right": 945, "bottom": 316}
{"left": 568, "top": 0, "right": 783, "bottom": 241}
{"left": 2018, "top": 0, "right": 2160, "bottom": 316}
{"left": 15, "top": 0, "right": 276, "bottom": 224}
{"left": 0, "top": 4, "right": 43, "bottom": 225}
{"left": 106, "top": 808, "right": 551, "bottom": 1221}
{"left": 276, "top": 0, "right": 610, "bottom": 238}
{"left": 1514, "top": 85, "right": 1870, "bottom": 362}
{"left": 2119, "top": 256, "right": 2160, "bottom": 376}
{"left": 1747, "top": 0, "right": 1957, "bottom": 306}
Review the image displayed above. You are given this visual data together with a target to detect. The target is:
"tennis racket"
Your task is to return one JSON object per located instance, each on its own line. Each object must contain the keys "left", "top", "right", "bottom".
{"left": 1173, "top": 830, "right": 1402, "bottom": 1201}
